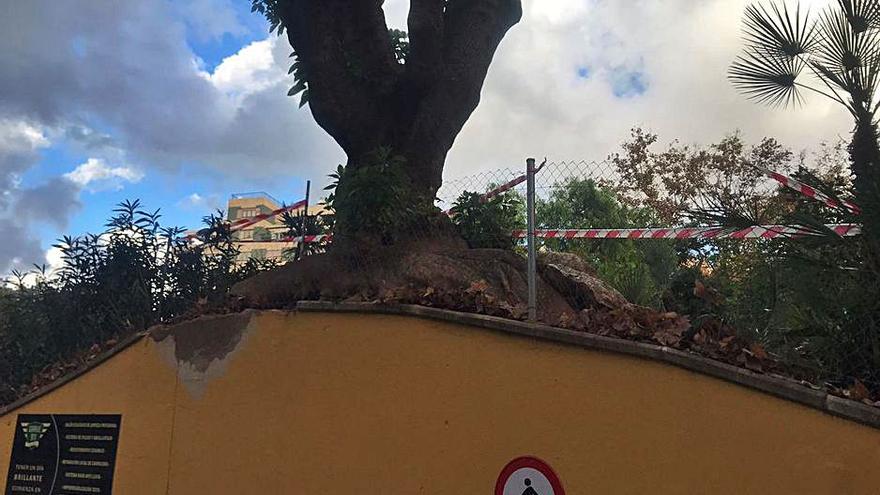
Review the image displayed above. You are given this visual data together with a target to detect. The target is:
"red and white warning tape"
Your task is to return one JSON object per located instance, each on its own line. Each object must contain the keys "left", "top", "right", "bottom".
{"left": 229, "top": 198, "right": 307, "bottom": 233}
{"left": 761, "top": 168, "right": 861, "bottom": 215}
{"left": 512, "top": 224, "right": 861, "bottom": 240}
{"left": 237, "top": 234, "right": 333, "bottom": 244}
{"left": 443, "top": 175, "right": 526, "bottom": 216}
{"left": 481, "top": 174, "right": 527, "bottom": 201}
{"left": 236, "top": 223, "right": 860, "bottom": 245}
{"left": 185, "top": 198, "right": 308, "bottom": 242}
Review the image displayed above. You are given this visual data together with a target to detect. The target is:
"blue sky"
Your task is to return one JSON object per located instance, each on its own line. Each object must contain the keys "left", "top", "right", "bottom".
{"left": 0, "top": 0, "right": 853, "bottom": 273}
{"left": 6, "top": 0, "right": 319, "bottom": 267}
{"left": 6, "top": 0, "right": 645, "bottom": 263}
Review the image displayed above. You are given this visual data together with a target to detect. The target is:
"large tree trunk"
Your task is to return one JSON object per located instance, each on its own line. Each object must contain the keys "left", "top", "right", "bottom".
{"left": 277, "top": 0, "right": 522, "bottom": 234}
{"left": 850, "top": 115, "right": 880, "bottom": 270}
{"left": 849, "top": 114, "right": 880, "bottom": 372}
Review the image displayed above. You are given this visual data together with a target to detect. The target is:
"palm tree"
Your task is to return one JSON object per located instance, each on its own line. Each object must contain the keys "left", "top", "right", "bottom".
{"left": 729, "top": 0, "right": 880, "bottom": 259}
{"left": 730, "top": 0, "right": 880, "bottom": 393}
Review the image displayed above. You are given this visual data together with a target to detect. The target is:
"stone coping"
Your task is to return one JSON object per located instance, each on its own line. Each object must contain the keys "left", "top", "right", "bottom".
{"left": 3, "top": 304, "right": 878, "bottom": 430}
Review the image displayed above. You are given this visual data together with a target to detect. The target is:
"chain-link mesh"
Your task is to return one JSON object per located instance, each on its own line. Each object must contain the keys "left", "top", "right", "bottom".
{"left": 427, "top": 158, "right": 874, "bottom": 403}
{"left": 438, "top": 160, "right": 617, "bottom": 212}
{"left": 436, "top": 166, "right": 525, "bottom": 209}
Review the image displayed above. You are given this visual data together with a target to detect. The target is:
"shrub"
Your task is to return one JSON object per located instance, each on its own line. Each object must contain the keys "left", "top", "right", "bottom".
{"left": 451, "top": 190, "right": 525, "bottom": 250}
{"left": 0, "top": 200, "right": 276, "bottom": 405}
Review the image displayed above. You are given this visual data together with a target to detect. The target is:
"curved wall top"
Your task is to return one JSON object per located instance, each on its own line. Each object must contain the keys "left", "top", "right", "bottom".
{"left": 1, "top": 305, "right": 878, "bottom": 494}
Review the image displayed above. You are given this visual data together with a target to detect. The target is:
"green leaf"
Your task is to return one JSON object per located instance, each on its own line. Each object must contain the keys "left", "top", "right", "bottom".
{"left": 729, "top": 47, "right": 805, "bottom": 107}
{"left": 287, "top": 83, "right": 303, "bottom": 97}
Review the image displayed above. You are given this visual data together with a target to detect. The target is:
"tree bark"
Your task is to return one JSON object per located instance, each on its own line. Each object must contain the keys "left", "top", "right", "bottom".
{"left": 850, "top": 115, "right": 880, "bottom": 268}
{"left": 849, "top": 114, "right": 880, "bottom": 372}
{"left": 277, "top": 0, "right": 522, "bottom": 214}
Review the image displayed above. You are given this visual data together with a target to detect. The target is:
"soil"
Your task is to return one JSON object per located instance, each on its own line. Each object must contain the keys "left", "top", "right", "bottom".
{"left": 230, "top": 241, "right": 694, "bottom": 350}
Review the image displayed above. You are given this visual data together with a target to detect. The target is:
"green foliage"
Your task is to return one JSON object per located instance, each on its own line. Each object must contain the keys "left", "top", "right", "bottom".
{"left": 279, "top": 208, "right": 333, "bottom": 260}
{"left": 451, "top": 191, "right": 525, "bottom": 250}
{"left": 324, "top": 148, "right": 432, "bottom": 242}
{"left": 389, "top": 29, "right": 409, "bottom": 64}
{"left": 254, "top": 1, "right": 410, "bottom": 109}
{"left": 679, "top": 148, "right": 879, "bottom": 390}
{"left": 729, "top": 3, "right": 880, "bottom": 394}
{"left": 251, "top": 0, "right": 284, "bottom": 35}
{"left": 287, "top": 52, "right": 309, "bottom": 108}
{"left": 696, "top": 192, "right": 880, "bottom": 389}
{"left": 0, "top": 200, "right": 276, "bottom": 405}
{"left": 537, "top": 179, "right": 678, "bottom": 307}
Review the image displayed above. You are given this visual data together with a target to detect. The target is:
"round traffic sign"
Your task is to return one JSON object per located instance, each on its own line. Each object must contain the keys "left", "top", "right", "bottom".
{"left": 495, "top": 456, "right": 565, "bottom": 495}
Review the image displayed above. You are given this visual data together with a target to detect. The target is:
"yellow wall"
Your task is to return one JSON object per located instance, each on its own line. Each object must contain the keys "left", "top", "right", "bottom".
{"left": 3, "top": 310, "right": 879, "bottom": 494}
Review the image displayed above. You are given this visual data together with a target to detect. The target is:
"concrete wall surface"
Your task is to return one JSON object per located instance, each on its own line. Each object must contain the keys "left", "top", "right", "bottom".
{"left": 2, "top": 309, "right": 879, "bottom": 494}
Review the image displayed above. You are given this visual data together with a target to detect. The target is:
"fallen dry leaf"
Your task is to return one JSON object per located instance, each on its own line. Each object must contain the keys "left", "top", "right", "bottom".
{"left": 466, "top": 279, "right": 489, "bottom": 294}
{"left": 847, "top": 379, "right": 871, "bottom": 402}
{"left": 694, "top": 279, "right": 722, "bottom": 305}
{"left": 748, "top": 343, "right": 769, "bottom": 361}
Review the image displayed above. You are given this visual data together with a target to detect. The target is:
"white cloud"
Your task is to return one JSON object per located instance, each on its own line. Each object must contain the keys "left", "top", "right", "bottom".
{"left": 178, "top": 192, "right": 221, "bottom": 212}
{"left": 45, "top": 245, "right": 64, "bottom": 272}
{"left": 64, "top": 158, "right": 144, "bottom": 189}
{"left": 207, "top": 38, "right": 285, "bottom": 100}
{"left": 0, "top": 119, "right": 49, "bottom": 153}
{"left": 422, "top": 0, "right": 852, "bottom": 178}
{"left": 5, "top": 246, "right": 68, "bottom": 287}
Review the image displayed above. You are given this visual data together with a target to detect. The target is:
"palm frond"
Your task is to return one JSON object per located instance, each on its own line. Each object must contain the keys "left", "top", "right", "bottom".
{"left": 810, "top": 60, "right": 852, "bottom": 91}
{"left": 836, "top": 0, "right": 880, "bottom": 33}
{"left": 853, "top": 58, "right": 880, "bottom": 108}
{"left": 730, "top": 48, "right": 806, "bottom": 107}
{"left": 814, "top": 7, "right": 880, "bottom": 72}
{"left": 742, "top": 2, "right": 818, "bottom": 57}
{"left": 812, "top": 5, "right": 880, "bottom": 110}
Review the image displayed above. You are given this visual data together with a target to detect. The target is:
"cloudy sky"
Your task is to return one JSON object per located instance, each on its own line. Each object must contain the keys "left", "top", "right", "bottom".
{"left": 0, "top": 0, "right": 853, "bottom": 273}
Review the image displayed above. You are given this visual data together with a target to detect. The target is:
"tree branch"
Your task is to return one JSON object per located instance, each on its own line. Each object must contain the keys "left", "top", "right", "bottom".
{"left": 278, "top": 0, "right": 401, "bottom": 157}
{"left": 400, "top": 0, "right": 523, "bottom": 191}
{"left": 406, "top": 0, "right": 446, "bottom": 88}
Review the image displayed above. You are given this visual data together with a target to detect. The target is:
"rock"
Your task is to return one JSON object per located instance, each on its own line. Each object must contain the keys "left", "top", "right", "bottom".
{"left": 538, "top": 250, "right": 596, "bottom": 275}
{"left": 538, "top": 255, "right": 628, "bottom": 311}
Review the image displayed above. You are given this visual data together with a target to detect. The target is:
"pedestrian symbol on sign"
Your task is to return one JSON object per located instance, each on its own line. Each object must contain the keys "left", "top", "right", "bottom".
{"left": 495, "top": 456, "right": 565, "bottom": 495}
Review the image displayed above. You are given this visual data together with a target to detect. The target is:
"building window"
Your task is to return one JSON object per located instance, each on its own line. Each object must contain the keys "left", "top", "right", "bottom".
{"left": 238, "top": 230, "right": 253, "bottom": 240}
{"left": 238, "top": 208, "right": 259, "bottom": 219}
{"left": 252, "top": 227, "right": 271, "bottom": 241}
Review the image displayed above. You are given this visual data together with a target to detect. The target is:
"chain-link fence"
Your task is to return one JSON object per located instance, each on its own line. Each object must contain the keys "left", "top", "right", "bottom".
{"left": 437, "top": 160, "right": 617, "bottom": 209}
{"left": 431, "top": 157, "right": 874, "bottom": 401}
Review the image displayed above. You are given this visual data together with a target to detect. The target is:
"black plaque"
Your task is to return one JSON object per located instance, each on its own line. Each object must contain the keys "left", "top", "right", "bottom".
{"left": 5, "top": 414, "right": 121, "bottom": 495}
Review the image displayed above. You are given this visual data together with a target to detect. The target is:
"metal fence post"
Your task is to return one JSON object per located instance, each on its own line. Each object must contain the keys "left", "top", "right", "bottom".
{"left": 526, "top": 157, "right": 537, "bottom": 323}
{"left": 296, "top": 180, "right": 311, "bottom": 261}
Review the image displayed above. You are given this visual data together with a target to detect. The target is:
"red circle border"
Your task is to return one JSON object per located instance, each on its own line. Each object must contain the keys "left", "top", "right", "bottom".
{"left": 494, "top": 456, "right": 565, "bottom": 495}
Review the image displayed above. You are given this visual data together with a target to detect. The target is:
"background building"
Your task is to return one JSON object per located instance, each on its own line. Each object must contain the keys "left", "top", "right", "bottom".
{"left": 227, "top": 192, "right": 325, "bottom": 262}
